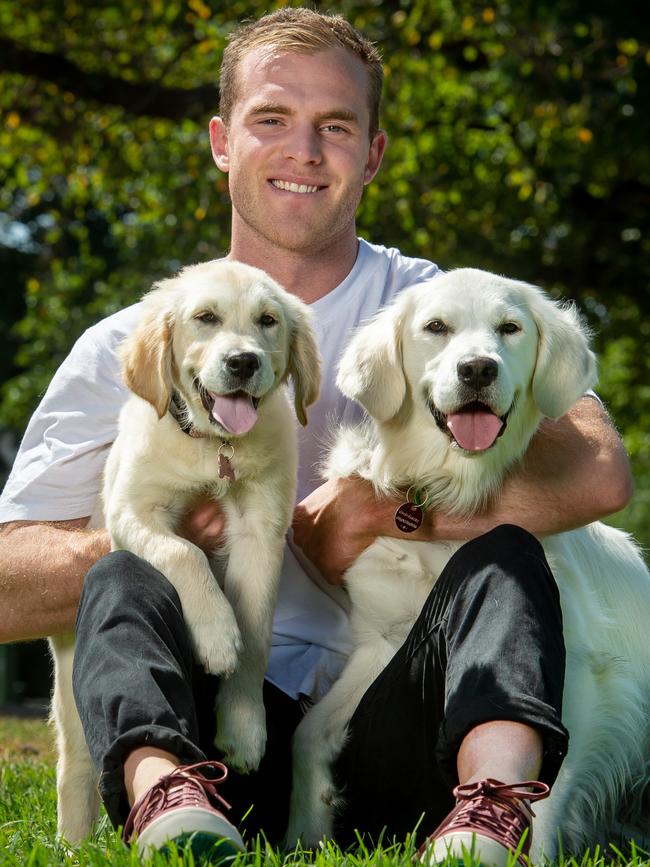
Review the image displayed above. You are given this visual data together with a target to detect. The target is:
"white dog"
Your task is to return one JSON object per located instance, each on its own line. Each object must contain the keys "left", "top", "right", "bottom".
{"left": 49, "top": 259, "right": 320, "bottom": 844}
{"left": 287, "top": 269, "right": 650, "bottom": 857}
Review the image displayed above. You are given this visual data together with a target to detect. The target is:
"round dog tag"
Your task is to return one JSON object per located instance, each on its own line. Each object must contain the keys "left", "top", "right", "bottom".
{"left": 394, "top": 502, "right": 423, "bottom": 533}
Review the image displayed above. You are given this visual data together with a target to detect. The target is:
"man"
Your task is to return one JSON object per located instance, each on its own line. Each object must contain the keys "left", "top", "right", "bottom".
{"left": 0, "top": 8, "right": 632, "bottom": 864}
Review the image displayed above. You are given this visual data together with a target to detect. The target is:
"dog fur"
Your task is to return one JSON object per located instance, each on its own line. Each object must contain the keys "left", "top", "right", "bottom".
{"left": 286, "top": 268, "right": 650, "bottom": 857}
{"left": 49, "top": 259, "right": 320, "bottom": 843}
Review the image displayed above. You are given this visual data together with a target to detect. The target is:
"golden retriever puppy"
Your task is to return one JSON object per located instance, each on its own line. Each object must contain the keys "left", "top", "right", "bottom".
{"left": 287, "top": 268, "right": 650, "bottom": 857}
{"left": 50, "top": 259, "right": 320, "bottom": 843}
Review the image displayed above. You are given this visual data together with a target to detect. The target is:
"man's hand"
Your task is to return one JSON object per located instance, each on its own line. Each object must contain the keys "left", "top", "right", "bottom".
{"left": 177, "top": 495, "right": 227, "bottom": 555}
{"left": 292, "top": 476, "right": 386, "bottom": 585}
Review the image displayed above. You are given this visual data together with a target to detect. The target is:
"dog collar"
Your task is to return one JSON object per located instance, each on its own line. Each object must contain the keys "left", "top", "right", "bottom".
{"left": 169, "top": 390, "right": 204, "bottom": 438}
{"left": 169, "top": 391, "right": 236, "bottom": 481}
{"left": 394, "top": 486, "right": 430, "bottom": 533}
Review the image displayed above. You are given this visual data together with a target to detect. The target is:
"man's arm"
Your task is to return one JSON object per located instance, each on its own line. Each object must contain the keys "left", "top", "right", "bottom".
{"left": 0, "top": 497, "right": 228, "bottom": 644}
{"left": 292, "top": 397, "right": 634, "bottom": 585}
{"left": 0, "top": 520, "right": 110, "bottom": 643}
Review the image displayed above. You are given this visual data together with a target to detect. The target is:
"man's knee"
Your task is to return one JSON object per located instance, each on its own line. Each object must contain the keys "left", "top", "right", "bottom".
{"left": 469, "top": 523, "right": 544, "bottom": 557}
{"left": 425, "top": 524, "right": 557, "bottom": 615}
{"left": 455, "top": 524, "right": 548, "bottom": 578}
{"left": 79, "top": 551, "right": 182, "bottom": 621}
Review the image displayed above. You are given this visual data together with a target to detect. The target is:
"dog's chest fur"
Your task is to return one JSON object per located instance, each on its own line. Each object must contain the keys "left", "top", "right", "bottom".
{"left": 99, "top": 389, "right": 298, "bottom": 549}
{"left": 347, "top": 537, "right": 461, "bottom": 647}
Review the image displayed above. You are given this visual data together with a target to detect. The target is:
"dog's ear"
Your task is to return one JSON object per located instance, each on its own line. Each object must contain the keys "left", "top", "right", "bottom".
{"left": 121, "top": 295, "right": 175, "bottom": 419}
{"left": 530, "top": 291, "right": 597, "bottom": 419}
{"left": 336, "top": 301, "right": 406, "bottom": 422}
{"left": 286, "top": 304, "right": 321, "bottom": 426}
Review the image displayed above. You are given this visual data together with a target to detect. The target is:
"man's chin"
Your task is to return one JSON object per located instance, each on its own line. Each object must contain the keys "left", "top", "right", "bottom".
{"left": 233, "top": 194, "right": 361, "bottom": 254}
{"left": 252, "top": 221, "right": 352, "bottom": 255}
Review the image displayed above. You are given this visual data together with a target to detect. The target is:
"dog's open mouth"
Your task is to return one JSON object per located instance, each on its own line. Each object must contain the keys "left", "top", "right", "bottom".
{"left": 195, "top": 380, "right": 260, "bottom": 436}
{"left": 430, "top": 400, "right": 508, "bottom": 452}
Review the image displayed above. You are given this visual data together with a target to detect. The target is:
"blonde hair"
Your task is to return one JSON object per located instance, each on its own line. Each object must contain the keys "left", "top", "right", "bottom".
{"left": 219, "top": 8, "right": 384, "bottom": 139}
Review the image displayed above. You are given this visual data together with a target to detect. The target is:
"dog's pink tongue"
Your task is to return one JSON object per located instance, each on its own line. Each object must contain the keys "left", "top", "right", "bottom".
{"left": 210, "top": 393, "right": 258, "bottom": 435}
{"left": 446, "top": 406, "right": 503, "bottom": 452}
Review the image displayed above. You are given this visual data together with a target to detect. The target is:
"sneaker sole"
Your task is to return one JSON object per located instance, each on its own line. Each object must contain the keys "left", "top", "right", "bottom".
{"left": 136, "top": 806, "right": 245, "bottom": 857}
{"left": 421, "top": 832, "right": 514, "bottom": 867}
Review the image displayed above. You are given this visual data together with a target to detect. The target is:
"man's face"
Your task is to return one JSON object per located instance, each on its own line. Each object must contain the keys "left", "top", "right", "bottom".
{"left": 210, "top": 47, "right": 386, "bottom": 256}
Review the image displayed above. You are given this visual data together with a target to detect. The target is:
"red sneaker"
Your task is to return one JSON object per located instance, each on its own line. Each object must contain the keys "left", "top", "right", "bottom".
{"left": 123, "top": 760, "right": 245, "bottom": 861}
{"left": 418, "top": 778, "right": 550, "bottom": 867}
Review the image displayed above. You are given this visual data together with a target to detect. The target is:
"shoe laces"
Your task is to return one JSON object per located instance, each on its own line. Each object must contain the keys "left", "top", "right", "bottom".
{"left": 125, "top": 760, "right": 232, "bottom": 840}
{"left": 444, "top": 779, "right": 550, "bottom": 855}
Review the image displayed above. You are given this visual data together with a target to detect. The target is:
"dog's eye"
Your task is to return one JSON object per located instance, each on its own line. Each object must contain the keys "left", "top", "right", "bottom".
{"left": 259, "top": 313, "right": 277, "bottom": 328}
{"left": 195, "top": 311, "right": 220, "bottom": 325}
{"left": 425, "top": 320, "right": 448, "bottom": 335}
{"left": 499, "top": 322, "right": 520, "bottom": 335}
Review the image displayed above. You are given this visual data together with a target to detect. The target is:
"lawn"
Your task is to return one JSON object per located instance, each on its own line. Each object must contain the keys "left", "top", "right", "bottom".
{"left": 0, "top": 714, "right": 648, "bottom": 867}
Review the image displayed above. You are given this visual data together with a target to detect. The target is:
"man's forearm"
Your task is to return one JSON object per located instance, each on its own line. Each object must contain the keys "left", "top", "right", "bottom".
{"left": 0, "top": 521, "right": 110, "bottom": 643}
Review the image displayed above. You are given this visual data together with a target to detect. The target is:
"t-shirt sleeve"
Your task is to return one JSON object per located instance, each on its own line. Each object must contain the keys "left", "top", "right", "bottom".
{"left": 380, "top": 252, "right": 440, "bottom": 308}
{"left": 0, "top": 325, "right": 130, "bottom": 523}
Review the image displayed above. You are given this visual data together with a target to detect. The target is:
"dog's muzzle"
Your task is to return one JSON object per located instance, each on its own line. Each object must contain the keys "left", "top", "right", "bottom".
{"left": 430, "top": 399, "right": 509, "bottom": 452}
{"left": 195, "top": 377, "right": 261, "bottom": 437}
{"left": 225, "top": 352, "right": 261, "bottom": 382}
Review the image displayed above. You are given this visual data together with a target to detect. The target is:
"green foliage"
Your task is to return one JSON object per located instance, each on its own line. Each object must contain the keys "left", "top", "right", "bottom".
{"left": 0, "top": 0, "right": 648, "bottom": 541}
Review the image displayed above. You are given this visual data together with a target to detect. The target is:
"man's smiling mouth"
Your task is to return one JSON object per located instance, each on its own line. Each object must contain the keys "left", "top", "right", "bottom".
{"left": 270, "top": 179, "right": 323, "bottom": 194}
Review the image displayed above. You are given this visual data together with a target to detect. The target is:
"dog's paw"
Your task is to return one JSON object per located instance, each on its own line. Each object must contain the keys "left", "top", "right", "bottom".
{"left": 191, "top": 606, "right": 242, "bottom": 676}
{"left": 285, "top": 802, "right": 333, "bottom": 850}
{"left": 215, "top": 691, "right": 267, "bottom": 773}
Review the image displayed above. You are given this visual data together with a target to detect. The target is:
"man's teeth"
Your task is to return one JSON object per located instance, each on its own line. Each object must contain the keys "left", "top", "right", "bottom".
{"left": 271, "top": 180, "right": 320, "bottom": 194}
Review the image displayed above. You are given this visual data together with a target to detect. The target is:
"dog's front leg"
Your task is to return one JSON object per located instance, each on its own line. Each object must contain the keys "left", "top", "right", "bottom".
{"left": 109, "top": 509, "right": 242, "bottom": 676}
{"left": 213, "top": 489, "right": 288, "bottom": 774}
{"left": 286, "top": 638, "right": 395, "bottom": 847}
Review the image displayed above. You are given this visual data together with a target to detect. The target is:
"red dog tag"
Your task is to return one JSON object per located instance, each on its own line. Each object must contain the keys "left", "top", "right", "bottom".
{"left": 394, "top": 502, "right": 423, "bottom": 533}
{"left": 218, "top": 453, "right": 236, "bottom": 482}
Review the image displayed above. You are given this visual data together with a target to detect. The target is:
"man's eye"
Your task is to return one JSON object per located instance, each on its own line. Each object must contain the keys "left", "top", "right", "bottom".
{"left": 195, "top": 311, "right": 220, "bottom": 324}
{"left": 425, "top": 319, "right": 449, "bottom": 335}
{"left": 260, "top": 313, "right": 277, "bottom": 328}
{"left": 499, "top": 322, "right": 521, "bottom": 335}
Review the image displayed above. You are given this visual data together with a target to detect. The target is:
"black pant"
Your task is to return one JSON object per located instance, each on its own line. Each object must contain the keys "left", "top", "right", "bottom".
{"left": 72, "top": 524, "right": 568, "bottom": 846}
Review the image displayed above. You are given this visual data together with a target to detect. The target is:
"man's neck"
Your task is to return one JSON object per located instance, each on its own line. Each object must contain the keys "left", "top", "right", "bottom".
{"left": 228, "top": 228, "right": 360, "bottom": 304}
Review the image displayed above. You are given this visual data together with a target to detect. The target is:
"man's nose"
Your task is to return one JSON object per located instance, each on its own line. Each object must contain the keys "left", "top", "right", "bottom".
{"left": 282, "top": 125, "right": 322, "bottom": 164}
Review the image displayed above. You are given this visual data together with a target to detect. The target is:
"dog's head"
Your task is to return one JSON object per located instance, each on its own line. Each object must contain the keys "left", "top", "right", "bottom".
{"left": 337, "top": 268, "right": 597, "bottom": 459}
{"left": 121, "top": 260, "right": 320, "bottom": 437}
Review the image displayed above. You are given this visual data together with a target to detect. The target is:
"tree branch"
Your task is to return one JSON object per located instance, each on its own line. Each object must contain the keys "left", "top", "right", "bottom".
{"left": 1, "top": 37, "right": 218, "bottom": 120}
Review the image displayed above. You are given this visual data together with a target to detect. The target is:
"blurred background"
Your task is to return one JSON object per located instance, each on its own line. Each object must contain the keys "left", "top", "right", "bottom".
{"left": 1, "top": 0, "right": 648, "bottom": 707}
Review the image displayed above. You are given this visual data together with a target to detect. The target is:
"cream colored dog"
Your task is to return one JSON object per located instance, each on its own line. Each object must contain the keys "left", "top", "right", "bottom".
{"left": 49, "top": 259, "right": 320, "bottom": 843}
{"left": 287, "top": 268, "right": 650, "bottom": 857}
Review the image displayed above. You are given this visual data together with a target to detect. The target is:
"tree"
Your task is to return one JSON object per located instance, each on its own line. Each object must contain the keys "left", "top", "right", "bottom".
{"left": 1, "top": 0, "right": 648, "bottom": 543}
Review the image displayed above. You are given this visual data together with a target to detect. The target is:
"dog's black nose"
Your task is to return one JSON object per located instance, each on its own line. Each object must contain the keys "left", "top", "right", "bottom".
{"left": 226, "top": 352, "right": 260, "bottom": 380}
{"left": 457, "top": 357, "right": 498, "bottom": 389}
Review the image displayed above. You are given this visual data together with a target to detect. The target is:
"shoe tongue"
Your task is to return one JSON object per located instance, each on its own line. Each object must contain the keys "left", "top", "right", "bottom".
{"left": 446, "top": 405, "right": 503, "bottom": 452}
{"left": 209, "top": 393, "right": 258, "bottom": 435}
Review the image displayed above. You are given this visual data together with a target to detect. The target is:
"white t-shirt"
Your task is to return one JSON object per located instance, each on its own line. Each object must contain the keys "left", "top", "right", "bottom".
{"left": 0, "top": 239, "right": 439, "bottom": 700}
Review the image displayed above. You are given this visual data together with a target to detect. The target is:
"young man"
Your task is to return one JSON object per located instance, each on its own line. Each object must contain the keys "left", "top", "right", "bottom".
{"left": 0, "top": 8, "right": 632, "bottom": 864}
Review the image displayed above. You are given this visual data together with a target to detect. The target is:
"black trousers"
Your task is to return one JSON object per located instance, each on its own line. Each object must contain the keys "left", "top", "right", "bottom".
{"left": 72, "top": 524, "right": 568, "bottom": 846}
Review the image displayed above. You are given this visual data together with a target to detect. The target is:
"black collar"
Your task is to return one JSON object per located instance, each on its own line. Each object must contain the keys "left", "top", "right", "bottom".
{"left": 169, "top": 390, "right": 203, "bottom": 438}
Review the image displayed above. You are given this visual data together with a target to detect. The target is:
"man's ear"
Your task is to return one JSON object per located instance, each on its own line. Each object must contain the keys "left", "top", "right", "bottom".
{"left": 364, "top": 129, "right": 388, "bottom": 185}
{"left": 209, "top": 116, "right": 229, "bottom": 172}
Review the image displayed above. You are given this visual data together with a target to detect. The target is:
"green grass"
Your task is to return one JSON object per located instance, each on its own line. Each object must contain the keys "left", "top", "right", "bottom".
{"left": 0, "top": 716, "right": 648, "bottom": 867}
